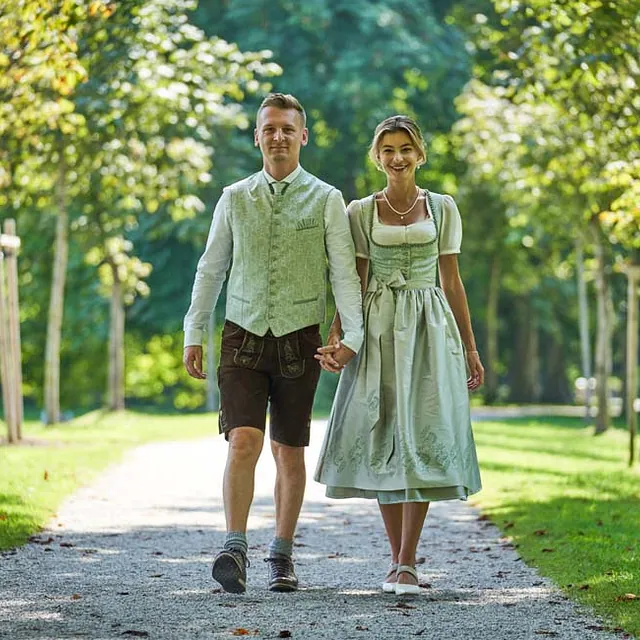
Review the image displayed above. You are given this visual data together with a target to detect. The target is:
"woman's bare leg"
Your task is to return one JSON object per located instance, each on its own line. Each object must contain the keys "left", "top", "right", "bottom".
{"left": 397, "top": 502, "right": 429, "bottom": 584}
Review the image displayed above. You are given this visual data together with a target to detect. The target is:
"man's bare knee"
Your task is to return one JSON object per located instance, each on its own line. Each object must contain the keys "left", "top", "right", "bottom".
{"left": 271, "top": 440, "right": 305, "bottom": 472}
{"left": 228, "top": 427, "right": 264, "bottom": 463}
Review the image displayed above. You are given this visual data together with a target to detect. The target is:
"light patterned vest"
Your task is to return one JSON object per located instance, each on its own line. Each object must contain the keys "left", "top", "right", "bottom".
{"left": 224, "top": 169, "right": 335, "bottom": 336}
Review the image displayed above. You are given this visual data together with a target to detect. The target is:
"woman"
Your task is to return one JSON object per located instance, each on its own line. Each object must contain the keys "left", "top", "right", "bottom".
{"left": 314, "top": 115, "right": 483, "bottom": 595}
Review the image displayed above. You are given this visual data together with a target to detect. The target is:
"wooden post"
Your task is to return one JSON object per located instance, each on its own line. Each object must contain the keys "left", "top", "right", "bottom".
{"left": 625, "top": 265, "right": 640, "bottom": 467}
{"left": 0, "top": 224, "right": 21, "bottom": 443}
{"left": 4, "top": 220, "right": 23, "bottom": 436}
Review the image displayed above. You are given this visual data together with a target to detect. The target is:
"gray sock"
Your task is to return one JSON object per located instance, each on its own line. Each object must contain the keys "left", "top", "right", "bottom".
{"left": 269, "top": 536, "right": 293, "bottom": 558}
{"left": 224, "top": 531, "right": 248, "bottom": 555}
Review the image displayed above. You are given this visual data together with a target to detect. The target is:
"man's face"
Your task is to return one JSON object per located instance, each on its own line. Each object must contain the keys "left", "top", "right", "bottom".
{"left": 254, "top": 107, "right": 308, "bottom": 165}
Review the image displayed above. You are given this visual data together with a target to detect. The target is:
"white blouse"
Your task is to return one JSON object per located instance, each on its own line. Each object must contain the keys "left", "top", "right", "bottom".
{"left": 348, "top": 193, "right": 463, "bottom": 259}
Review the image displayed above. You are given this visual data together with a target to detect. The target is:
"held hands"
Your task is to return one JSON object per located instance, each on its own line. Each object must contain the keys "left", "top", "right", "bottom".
{"left": 466, "top": 350, "right": 484, "bottom": 391}
{"left": 183, "top": 345, "right": 207, "bottom": 379}
{"left": 315, "top": 329, "right": 356, "bottom": 373}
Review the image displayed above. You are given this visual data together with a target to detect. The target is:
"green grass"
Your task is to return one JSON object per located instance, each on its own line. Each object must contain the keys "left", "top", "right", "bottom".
{"left": 0, "top": 410, "right": 216, "bottom": 550}
{"left": 471, "top": 417, "right": 640, "bottom": 637}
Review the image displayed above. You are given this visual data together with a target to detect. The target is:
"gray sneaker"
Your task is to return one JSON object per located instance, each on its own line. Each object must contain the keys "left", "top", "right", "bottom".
{"left": 212, "top": 549, "right": 249, "bottom": 594}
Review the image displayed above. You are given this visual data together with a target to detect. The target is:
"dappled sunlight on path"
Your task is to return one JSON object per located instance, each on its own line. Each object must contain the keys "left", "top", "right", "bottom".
{"left": 0, "top": 420, "right": 624, "bottom": 639}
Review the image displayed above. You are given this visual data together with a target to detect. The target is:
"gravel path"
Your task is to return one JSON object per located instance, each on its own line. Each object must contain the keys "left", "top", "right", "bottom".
{"left": 0, "top": 420, "right": 625, "bottom": 640}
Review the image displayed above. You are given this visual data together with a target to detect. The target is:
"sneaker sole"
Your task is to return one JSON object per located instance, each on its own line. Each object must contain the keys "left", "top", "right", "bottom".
{"left": 212, "top": 555, "right": 246, "bottom": 594}
{"left": 268, "top": 580, "right": 298, "bottom": 593}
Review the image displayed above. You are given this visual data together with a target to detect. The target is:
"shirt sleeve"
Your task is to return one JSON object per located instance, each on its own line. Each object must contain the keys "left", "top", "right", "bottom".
{"left": 438, "top": 194, "right": 463, "bottom": 255}
{"left": 323, "top": 189, "right": 364, "bottom": 353}
{"left": 347, "top": 199, "right": 369, "bottom": 259}
{"left": 183, "top": 190, "right": 233, "bottom": 347}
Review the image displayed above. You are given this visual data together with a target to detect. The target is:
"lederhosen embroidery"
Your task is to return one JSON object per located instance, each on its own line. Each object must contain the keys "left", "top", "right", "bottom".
{"left": 278, "top": 333, "right": 305, "bottom": 379}
{"left": 233, "top": 331, "right": 264, "bottom": 369}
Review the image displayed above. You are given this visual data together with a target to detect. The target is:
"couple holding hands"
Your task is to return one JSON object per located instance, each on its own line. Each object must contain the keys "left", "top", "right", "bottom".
{"left": 183, "top": 93, "right": 483, "bottom": 596}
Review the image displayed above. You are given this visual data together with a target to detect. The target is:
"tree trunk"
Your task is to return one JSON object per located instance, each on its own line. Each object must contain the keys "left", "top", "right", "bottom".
{"left": 509, "top": 294, "right": 540, "bottom": 403}
{"left": 625, "top": 264, "right": 640, "bottom": 466}
{"left": 576, "top": 238, "right": 593, "bottom": 422}
{"left": 107, "top": 261, "right": 125, "bottom": 412}
{"left": 592, "top": 221, "right": 610, "bottom": 434}
{"left": 43, "top": 166, "right": 68, "bottom": 425}
{"left": 484, "top": 253, "right": 500, "bottom": 404}
{"left": 541, "top": 330, "right": 570, "bottom": 403}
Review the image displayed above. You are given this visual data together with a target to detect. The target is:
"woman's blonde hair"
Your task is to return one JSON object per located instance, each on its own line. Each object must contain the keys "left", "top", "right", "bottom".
{"left": 368, "top": 115, "right": 427, "bottom": 169}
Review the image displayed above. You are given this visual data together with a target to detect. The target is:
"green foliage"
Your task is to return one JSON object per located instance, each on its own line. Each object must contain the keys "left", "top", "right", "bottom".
{"left": 2, "top": 1, "right": 637, "bottom": 413}
{"left": 452, "top": 0, "right": 640, "bottom": 252}
{"left": 1, "top": 0, "right": 281, "bottom": 412}
{"left": 192, "top": 0, "right": 470, "bottom": 199}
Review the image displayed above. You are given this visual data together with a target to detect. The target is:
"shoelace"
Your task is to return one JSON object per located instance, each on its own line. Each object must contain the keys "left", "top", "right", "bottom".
{"left": 229, "top": 549, "right": 250, "bottom": 568}
{"left": 264, "top": 556, "right": 293, "bottom": 574}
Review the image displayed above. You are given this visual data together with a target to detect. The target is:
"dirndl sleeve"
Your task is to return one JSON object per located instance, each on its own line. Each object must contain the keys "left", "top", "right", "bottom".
{"left": 438, "top": 195, "right": 463, "bottom": 255}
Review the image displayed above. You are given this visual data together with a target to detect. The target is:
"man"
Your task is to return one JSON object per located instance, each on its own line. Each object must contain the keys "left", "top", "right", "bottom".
{"left": 183, "top": 93, "right": 363, "bottom": 594}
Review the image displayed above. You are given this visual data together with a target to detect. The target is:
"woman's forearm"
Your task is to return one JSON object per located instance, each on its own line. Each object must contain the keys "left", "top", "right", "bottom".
{"left": 443, "top": 279, "right": 477, "bottom": 352}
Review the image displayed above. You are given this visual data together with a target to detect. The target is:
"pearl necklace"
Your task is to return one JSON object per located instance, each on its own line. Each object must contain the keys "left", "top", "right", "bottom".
{"left": 382, "top": 187, "right": 421, "bottom": 217}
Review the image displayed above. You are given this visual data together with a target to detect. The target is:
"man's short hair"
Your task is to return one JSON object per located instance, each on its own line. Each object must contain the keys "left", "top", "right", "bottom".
{"left": 257, "top": 93, "right": 307, "bottom": 126}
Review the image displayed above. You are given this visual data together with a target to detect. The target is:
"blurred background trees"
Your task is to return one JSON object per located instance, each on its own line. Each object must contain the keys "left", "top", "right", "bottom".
{"left": 0, "top": 0, "right": 638, "bottom": 427}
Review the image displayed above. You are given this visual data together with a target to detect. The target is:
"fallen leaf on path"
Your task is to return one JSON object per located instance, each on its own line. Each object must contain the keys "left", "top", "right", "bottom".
{"left": 231, "top": 629, "right": 258, "bottom": 636}
{"left": 278, "top": 631, "right": 292, "bottom": 638}
{"left": 616, "top": 593, "right": 638, "bottom": 601}
{"left": 355, "top": 626, "right": 368, "bottom": 631}
{"left": 389, "top": 602, "right": 416, "bottom": 610}
{"left": 71, "top": 594, "right": 81, "bottom": 600}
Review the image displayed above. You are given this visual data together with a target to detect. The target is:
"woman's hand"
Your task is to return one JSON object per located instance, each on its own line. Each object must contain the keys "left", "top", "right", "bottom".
{"left": 466, "top": 351, "right": 484, "bottom": 391}
{"left": 316, "top": 326, "right": 343, "bottom": 372}
{"left": 315, "top": 341, "right": 355, "bottom": 374}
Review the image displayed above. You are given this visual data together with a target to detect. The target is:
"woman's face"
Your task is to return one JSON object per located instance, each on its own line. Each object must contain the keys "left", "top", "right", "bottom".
{"left": 377, "top": 130, "right": 422, "bottom": 180}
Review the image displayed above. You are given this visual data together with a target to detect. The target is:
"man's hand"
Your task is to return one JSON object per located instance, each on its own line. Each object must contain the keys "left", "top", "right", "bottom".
{"left": 315, "top": 342, "right": 356, "bottom": 374}
{"left": 184, "top": 345, "right": 207, "bottom": 379}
